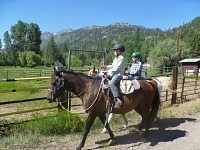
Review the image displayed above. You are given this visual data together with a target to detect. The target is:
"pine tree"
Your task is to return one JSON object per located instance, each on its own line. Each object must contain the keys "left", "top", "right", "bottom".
{"left": 189, "top": 32, "right": 200, "bottom": 57}
{"left": 43, "top": 37, "right": 61, "bottom": 66}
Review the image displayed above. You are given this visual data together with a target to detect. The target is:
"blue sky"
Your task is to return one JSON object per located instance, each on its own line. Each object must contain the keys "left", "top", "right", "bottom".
{"left": 0, "top": 0, "right": 199, "bottom": 46}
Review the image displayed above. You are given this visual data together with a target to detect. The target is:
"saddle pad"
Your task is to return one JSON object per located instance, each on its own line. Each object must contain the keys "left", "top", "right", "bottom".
{"left": 120, "top": 79, "right": 140, "bottom": 94}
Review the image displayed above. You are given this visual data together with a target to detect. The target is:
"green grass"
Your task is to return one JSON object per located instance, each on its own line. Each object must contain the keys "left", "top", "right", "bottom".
{"left": 0, "top": 110, "right": 85, "bottom": 149}
{"left": 1, "top": 99, "right": 200, "bottom": 149}
{"left": 0, "top": 79, "right": 50, "bottom": 102}
{"left": 0, "top": 78, "right": 53, "bottom": 121}
{"left": 0, "top": 66, "right": 199, "bottom": 149}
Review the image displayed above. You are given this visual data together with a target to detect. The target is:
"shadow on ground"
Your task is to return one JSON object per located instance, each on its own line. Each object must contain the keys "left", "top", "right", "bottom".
{"left": 89, "top": 117, "right": 196, "bottom": 149}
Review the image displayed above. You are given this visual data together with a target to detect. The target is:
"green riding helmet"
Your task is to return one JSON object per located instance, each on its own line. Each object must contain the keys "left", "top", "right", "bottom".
{"left": 131, "top": 52, "right": 141, "bottom": 58}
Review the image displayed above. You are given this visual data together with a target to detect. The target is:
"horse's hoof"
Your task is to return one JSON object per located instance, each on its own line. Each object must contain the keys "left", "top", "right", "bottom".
{"left": 101, "top": 129, "right": 107, "bottom": 134}
{"left": 109, "top": 139, "right": 116, "bottom": 146}
{"left": 139, "top": 131, "right": 143, "bottom": 136}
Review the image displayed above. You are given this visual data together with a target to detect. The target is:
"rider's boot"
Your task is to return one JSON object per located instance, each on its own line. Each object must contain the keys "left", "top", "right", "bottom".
{"left": 114, "top": 97, "right": 123, "bottom": 109}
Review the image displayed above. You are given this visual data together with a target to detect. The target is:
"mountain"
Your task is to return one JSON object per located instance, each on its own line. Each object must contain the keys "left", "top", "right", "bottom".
{"left": 41, "top": 17, "right": 200, "bottom": 50}
{"left": 40, "top": 22, "right": 165, "bottom": 50}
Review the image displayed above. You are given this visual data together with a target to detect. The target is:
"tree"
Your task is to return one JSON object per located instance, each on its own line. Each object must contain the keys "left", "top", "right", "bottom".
{"left": 69, "top": 55, "right": 84, "bottom": 67}
{"left": 61, "top": 43, "right": 68, "bottom": 65}
{"left": 147, "top": 38, "right": 190, "bottom": 68}
{"left": 43, "top": 37, "right": 61, "bottom": 66}
{"left": 3, "top": 31, "right": 11, "bottom": 50}
{"left": 26, "top": 23, "right": 42, "bottom": 54}
{"left": 10, "top": 20, "right": 27, "bottom": 52}
{"left": 118, "top": 27, "right": 145, "bottom": 64}
{"left": 3, "top": 31, "right": 19, "bottom": 66}
{"left": 189, "top": 32, "right": 200, "bottom": 57}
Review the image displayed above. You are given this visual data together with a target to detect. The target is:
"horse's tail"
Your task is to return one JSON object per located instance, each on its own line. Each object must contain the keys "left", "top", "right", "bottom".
{"left": 149, "top": 82, "right": 160, "bottom": 123}
{"left": 156, "top": 76, "right": 173, "bottom": 91}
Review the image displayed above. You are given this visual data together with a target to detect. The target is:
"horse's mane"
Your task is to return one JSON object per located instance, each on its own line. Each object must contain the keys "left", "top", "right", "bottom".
{"left": 62, "top": 71, "right": 102, "bottom": 86}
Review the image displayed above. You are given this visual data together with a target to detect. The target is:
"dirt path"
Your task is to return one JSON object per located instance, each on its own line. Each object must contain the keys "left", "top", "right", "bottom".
{"left": 85, "top": 111, "right": 200, "bottom": 150}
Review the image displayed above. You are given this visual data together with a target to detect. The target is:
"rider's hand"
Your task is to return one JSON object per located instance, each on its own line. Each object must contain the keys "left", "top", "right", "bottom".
{"left": 100, "top": 65, "right": 106, "bottom": 69}
{"left": 125, "top": 70, "right": 129, "bottom": 75}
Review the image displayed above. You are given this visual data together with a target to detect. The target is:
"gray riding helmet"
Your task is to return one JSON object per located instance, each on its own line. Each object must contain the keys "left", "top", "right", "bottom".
{"left": 112, "top": 44, "right": 125, "bottom": 52}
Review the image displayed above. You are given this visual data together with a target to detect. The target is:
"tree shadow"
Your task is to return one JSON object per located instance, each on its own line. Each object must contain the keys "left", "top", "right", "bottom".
{"left": 90, "top": 117, "right": 197, "bottom": 149}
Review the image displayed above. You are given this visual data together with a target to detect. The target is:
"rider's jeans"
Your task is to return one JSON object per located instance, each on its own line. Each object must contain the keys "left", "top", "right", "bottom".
{"left": 110, "top": 74, "right": 122, "bottom": 98}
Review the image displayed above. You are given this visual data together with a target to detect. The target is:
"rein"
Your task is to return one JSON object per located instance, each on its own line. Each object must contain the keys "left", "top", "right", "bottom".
{"left": 83, "top": 78, "right": 104, "bottom": 112}
{"left": 58, "top": 72, "right": 104, "bottom": 113}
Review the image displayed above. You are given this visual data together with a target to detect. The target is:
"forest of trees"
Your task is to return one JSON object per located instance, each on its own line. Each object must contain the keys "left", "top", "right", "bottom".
{"left": 0, "top": 17, "right": 200, "bottom": 68}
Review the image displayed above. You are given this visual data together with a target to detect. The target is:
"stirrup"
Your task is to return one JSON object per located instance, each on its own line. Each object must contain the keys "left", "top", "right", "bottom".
{"left": 114, "top": 100, "right": 122, "bottom": 109}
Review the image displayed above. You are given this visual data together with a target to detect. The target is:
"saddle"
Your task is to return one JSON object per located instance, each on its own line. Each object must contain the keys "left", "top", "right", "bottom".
{"left": 102, "top": 76, "right": 141, "bottom": 128}
{"left": 102, "top": 76, "right": 140, "bottom": 94}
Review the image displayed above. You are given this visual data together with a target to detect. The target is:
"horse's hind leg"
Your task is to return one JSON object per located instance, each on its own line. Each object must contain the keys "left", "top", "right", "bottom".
{"left": 121, "top": 114, "right": 128, "bottom": 129}
{"left": 140, "top": 108, "right": 151, "bottom": 141}
{"left": 134, "top": 106, "right": 144, "bottom": 134}
{"left": 76, "top": 114, "right": 96, "bottom": 150}
{"left": 98, "top": 114, "right": 115, "bottom": 141}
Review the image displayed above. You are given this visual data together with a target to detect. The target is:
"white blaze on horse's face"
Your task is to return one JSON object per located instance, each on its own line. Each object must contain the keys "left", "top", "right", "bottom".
{"left": 47, "top": 74, "right": 62, "bottom": 103}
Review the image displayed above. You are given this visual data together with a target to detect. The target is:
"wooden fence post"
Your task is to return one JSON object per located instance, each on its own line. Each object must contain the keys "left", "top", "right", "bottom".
{"left": 171, "top": 66, "right": 178, "bottom": 104}
{"left": 180, "top": 73, "right": 185, "bottom": 103}
{"left": 6, "top": 71, "right": 8, "bottom": 79}
{"left": 194, "top": 69, "right": 199, "bottom": 94}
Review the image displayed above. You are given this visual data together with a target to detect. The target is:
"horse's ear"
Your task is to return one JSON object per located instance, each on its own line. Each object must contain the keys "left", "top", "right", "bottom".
{"left": 54, "top": 67, "right": 58, "bottom": 75}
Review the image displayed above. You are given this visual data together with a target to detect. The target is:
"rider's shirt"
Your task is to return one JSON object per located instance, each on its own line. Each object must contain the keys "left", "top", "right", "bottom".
{"left": 105, "top": 55, "right": 126, "bottom": 77}
{"left": 129, "top": 60, "right": 143, "bottom": 77}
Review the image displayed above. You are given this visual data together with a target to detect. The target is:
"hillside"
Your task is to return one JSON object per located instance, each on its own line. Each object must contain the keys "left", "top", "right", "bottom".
{"left": 41, "top": 22, "right": 165, "bottom": 50}
{"left": 41, "top": 16, "right": 200, "bottom": 51}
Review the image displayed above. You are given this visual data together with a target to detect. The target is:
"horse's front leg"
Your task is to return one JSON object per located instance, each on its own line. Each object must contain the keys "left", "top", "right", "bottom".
{"left": 98, "top": 114, "right": 115, "bottom": 143}
{"left": 76, "top": 114, "right": 96, "bottom": 150}
{"left": 101, "top": 113, "right": 114, "bottom": 133}
{"left": 101, "top": 113, "right": 128, "bottom": 133}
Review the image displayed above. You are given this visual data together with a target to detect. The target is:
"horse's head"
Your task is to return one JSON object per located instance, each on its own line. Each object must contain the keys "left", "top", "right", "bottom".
{"left": 88, "top": 65, "right": 106, "bottom": 77}
{"left": 88, "top": 66, "right": 98, "bottom": 77}
{"left": 47, "top": 67, "right": 66, "bottom": 103}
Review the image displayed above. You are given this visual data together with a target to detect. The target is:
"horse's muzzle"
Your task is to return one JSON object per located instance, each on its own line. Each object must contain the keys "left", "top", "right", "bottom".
{"left": 47, "top": 89, "right": 56, "bottom": 103}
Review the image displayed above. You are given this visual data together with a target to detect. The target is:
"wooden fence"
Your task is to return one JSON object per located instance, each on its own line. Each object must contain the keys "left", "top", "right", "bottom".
{"left": 0, "top": 77, "right": 57, "bottom": 118}
{"left": 0, "top": 67, "right": 199, "bottom": 119}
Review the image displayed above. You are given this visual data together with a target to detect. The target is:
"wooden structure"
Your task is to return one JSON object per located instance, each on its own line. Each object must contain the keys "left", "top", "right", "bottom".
{"left": 179, "top": 58, "right": 200, "bottom": 75}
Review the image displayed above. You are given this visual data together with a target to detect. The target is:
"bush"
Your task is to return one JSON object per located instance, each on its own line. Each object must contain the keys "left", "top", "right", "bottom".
{"left": 66, "top": 55, "right": 84, "bottom": 67}
{"left": 11, "top": 111, "right": 85, "bottom": 136}
{"left": 19, "top": 51, "right": 41, "bottom": 68}
{"left": 26, "top": 52, "right": 41, "bottom": 68}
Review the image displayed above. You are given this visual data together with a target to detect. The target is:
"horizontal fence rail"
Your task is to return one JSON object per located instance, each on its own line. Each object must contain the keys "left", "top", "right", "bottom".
{"left": 0, "top": 97, "right": 47, "bottom": 105}
{"left": 0, "top": 70, "right": 52, "bottom": 79}
{"left": 0, "top": 67, "right": 199, "bottom": 119}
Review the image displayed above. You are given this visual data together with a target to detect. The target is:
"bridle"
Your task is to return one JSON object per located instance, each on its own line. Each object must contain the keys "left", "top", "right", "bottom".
{"left": 49, "top": 72, "right": 104, "bottom": 113}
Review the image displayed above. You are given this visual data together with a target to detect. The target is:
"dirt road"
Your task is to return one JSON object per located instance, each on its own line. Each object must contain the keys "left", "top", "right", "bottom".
{"left": 85, "top": 111, "right": 200, "bottom": 150}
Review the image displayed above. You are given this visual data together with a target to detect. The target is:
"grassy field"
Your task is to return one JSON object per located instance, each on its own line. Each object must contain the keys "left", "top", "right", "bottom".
{"left": 1, "top": 98, "right": 200, "bottom": 149}
{"left": 0, "top": 66, "right": 199, "bottom": 149}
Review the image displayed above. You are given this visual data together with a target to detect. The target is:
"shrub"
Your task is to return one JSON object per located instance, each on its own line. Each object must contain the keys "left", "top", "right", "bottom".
{"left": 10, "top": 110, "right": 85, "bottom": 136}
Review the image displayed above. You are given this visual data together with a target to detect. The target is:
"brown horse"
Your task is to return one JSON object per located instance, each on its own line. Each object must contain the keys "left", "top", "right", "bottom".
{"left": 47, "top": 67, "right": 160, "bottom": 150}
{"left": 88, "top": 67, "right": 166, "bottom": 133}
